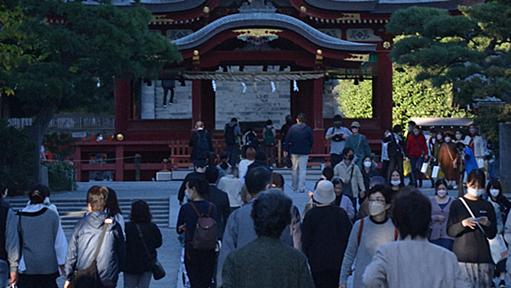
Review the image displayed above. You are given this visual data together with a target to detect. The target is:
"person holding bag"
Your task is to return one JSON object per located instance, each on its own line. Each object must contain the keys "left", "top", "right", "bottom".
{"left": 124, "top": 200, "right": 164, "bottom": 288}
{"left": 447, "top": 169, "right": 497, "bottom": 287}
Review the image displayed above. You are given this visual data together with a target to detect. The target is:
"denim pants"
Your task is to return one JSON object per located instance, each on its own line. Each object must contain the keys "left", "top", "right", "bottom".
{"left": 291, "top": 154, "right": 309, "bottom": 192}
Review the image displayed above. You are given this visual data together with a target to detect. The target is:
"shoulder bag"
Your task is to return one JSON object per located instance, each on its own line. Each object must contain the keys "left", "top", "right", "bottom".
{"left": 459, "top": 197, "right": 508, "bottom": 264}
{"left": 71, "top": 222, "right": 109, "bottom": 288}
{"left": 136, "top": 224, "right": 166, "bottom": 280}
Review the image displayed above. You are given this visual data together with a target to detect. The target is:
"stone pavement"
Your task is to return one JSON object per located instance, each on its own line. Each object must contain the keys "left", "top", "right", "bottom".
{"left": 9, "top": 172, "right": 438, "bottom": 288}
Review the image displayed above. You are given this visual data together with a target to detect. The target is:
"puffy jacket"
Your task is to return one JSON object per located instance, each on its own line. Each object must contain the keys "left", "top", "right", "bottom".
{"left": 65, "top": 212, "right": 125, "bottom": 287}
{"left": 284, "top": 123, "right": 313, "bottom": 155}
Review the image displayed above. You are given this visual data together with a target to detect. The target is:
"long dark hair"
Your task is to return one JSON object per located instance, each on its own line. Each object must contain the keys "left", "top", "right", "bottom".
{"left": 130, "top": 200, "right": 152, "bottom": 224}
{"left": 106, "top": 187, "right": 122, "bottom": 216}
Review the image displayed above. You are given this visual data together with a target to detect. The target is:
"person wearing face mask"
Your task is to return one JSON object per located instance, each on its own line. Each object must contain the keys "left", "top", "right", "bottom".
{"left": 429, "top": 179, "right": 454, "bottom": 250}
{"left": 388, "top": 169, "right": 404, "bottom": 199}
{"left": 447, "top": 169, "right": 497, "bottom": 287}
{"left": 325, "top": 115, "right": 352, "bottom": 169}
{"left": 339, "top": 185, "right": 396, "bottom": 288}
{"left": 345, "top": 121, "right": 371, "bottom": 167}
{"left": 302, "top": 180, "right": 352, "bottom": 288}
{"left": 487, "top": 180, "right": 511, "bottom": 288}
{"left": 361, "top": 156, "right": 378, "bottom": 198}
{"left": 177, "top": 177, "right": 218, "bottom": 288}
{"left": 405, "top": 122, "right": 428, "bottom": 187}
{"left": 333, "top": 148, "right": 366, "bottom": 212}
{"left": 463, "top": 125, "right": 487, "bottom": 169}
{"left": 439, "top": 132, "right": 460, "bottom": 190}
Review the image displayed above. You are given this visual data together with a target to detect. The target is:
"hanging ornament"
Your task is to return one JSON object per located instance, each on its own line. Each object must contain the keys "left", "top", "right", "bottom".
{"left": 271, "top": 81, "right": 276, "bottom": 93}
{"left": 241, "top": 82, "right": 247, "bottom": 94}
{"left": 293, "top": 80, "right": 299, "bottom": 92}
{"left": 212, "top": 80, "right": 217, "bottom": 92}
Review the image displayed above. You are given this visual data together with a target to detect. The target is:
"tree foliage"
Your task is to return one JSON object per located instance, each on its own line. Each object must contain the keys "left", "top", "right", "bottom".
{"left": 337, "top": 68, "right": 467, "bottom": 127}
{"left": 0, "top": 0, "right": 181, "bottom": 183}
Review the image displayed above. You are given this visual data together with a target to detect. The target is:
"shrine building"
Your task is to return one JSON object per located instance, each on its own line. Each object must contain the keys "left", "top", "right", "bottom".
{"left": 75, "top": 0, "right": 470, "bottom": 181}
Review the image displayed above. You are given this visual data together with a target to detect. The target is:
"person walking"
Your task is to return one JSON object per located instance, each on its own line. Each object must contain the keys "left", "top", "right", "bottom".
{"left": 17, "top": 185, "right": 67, "bottom": 288}
{"left": 463, "top": 125, "right": 487, "bottom": 169}
{"left": 345, "top": 121, "right": 371, "bottom": 167}
{"left": 189, "top": 121, "right": 213, "bottom": 166}
{"left": 447, "top": 169, "right": 497, "bottom": 287}
{"left": 262, "top": 120, "right": 277, "bottom": 167}
{"left": 123, "top": 200, "right": 163, "bottom": 288}
{"left": 217, "top": 167, "right": 294, "bottom": 287}
{"left": 176, "top": 177, "right": 218, "bottom": 288}
{"left": 64, "top": 186, "right": 125, "bottom": 288}
{"left": 221, "top": 191, "right": 314, "bottom": 288}
{"left": 302, "top": 180, "right": 352, "bottom": 288}
{"left": 279, "top": 115, "right": 294, "bottom": 167}
{"left": 283, "top": 113, "right": 313, "bottom": 193}
{"left": 224, "top": 118, "right": 242, "bottom": 166}
{"left": 383, "top": 125, "right": 405, "bottom": 183}
{"left": 486, "top": 179, "right": 510, "bottom": 288}
{"left": 0, "top": 185, "right": 19, "bottom": 288}
{"left": 333, "top": 148, "right": 365, "bottom": 211}
{"left": 205, "top": 166, "right": 231, "bottom": 239}
{"left": 325, "top": 115, "right": 351, "bottom": 169}
{"left": 217, "top": 167, "right": 243, "bottom": 211}
{"left": 363, "top": 191, "right": 467, "bottom": 288}
{"left": 405, "top": 123, "right": 429, "bottom": 187}
{"left": 429, "top": 179, "right": 454, "bottom": 251}
{"left": 339, "top": 185, "right": 395, "bottom": 288}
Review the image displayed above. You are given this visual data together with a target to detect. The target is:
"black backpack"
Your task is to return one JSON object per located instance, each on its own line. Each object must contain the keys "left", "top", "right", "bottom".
{"left": 189, "top": 202, "right": 218, "bottom": 250}
{"left": 195, "top": 131, "right": 210, "bottom": 159}
{"left": 224, "top": 124, "right": 236, "bottom": 145}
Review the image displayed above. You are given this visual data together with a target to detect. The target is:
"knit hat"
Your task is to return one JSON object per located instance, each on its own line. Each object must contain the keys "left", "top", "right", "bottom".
{"left": 313, "top": 180, "right": 336, "bottom": 205}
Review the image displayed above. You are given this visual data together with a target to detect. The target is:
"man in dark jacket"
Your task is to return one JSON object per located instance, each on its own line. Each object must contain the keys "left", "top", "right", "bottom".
{"left": 189, "top": 121, "right": 213, "bottom": 165}
{"left": 205, "top": 166, "right": 231, "bottom": 239}
{"left": 64, "top": 186, "right": 125, "bottom": 288}
{"left": 283, "top": 113, "right": 313, "bottom": 193}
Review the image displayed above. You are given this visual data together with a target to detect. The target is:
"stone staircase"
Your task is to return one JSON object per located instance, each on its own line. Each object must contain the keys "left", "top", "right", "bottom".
{"left": 7, "top": 197, "right": 171, "bottom": 230}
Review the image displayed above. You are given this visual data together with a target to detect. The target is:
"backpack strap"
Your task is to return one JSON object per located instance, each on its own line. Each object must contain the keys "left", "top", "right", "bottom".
{"left": 357, "top": 218, "right": 365, "bottom": 245}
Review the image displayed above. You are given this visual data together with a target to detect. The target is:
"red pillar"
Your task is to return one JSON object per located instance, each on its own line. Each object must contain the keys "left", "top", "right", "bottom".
{"left": 114, "top": 78, "right": 131, "bottom": 133}
{"left": 192, "top": 79, "right": 202, "bottom": 127}
{"left": 115, "top": 145, "right": 124, "bottom": 181}
{"left": 376, "top": 51, "right": 393, "bottom": 130}
{"left": 311, "top": 78, "right": 325, "bottom": 154}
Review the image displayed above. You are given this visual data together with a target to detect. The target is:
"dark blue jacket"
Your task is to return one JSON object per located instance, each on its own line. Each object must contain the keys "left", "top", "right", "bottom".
{"left": 65, "top": 212, "right": 125, "bottom": 287}
{"left": 284, "top": 123, "right": 313, "bottom": 155}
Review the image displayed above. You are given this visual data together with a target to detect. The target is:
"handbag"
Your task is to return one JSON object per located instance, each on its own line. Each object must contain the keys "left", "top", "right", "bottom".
{"left": 459, "top": 198, "right": 508, "bottom": 264}
{"left": 136, "top": 224, "right": 166, "bottom": 280}
{"left": 71, "top": 223, "right": 109, "bottom": 288}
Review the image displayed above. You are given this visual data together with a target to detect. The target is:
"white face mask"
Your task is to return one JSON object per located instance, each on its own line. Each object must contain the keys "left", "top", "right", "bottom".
{"left": 391, "top": 179, "right": 401, "bottom": 186}
{"left": 363, "top": 161, "right": 372, "bottom": 168}
{"left": 369, "top": 201, "right": 386, "bottom": 216}
{"left": 490, "top": 189, "right": 500, "bottom": 197}
{"left": 437, "top": 189, "right": 447, "bottom": 198}
{"left": 467, "top": 187, "right": 484, "bottom": 197}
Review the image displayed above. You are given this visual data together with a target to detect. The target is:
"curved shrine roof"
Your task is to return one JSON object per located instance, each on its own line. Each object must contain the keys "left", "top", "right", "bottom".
{"left": 173, "top": 12, "right": 376, "bottom": 52}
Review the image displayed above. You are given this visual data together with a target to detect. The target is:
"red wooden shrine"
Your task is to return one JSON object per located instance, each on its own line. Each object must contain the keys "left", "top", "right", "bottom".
{"left": 74, "top": 0, "right": 468, "bottom": 181}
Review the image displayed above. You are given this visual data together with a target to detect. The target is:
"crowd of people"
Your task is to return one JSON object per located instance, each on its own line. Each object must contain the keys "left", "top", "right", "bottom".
{"left": 0, "top": 113, "right": 504, "bottom": 288}
{"left": 0, "top": 184, "right": 162, "bottom": 288}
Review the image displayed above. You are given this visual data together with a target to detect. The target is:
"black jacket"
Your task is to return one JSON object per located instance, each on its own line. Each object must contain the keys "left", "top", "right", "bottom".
{"left": 123, "top": 222, "right": 162, "bottom": 274}
{"left": 65, "top": 212, "right": 125, "bottom": 287}
{"left": 207, "top": 185, "right": 231, "bottom": 239}
{"left": 447, "top": 197, "right": 497, "bottom": 264}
